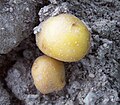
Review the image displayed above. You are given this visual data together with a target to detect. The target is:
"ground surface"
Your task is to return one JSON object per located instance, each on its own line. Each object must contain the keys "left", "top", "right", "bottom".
{"left": 0, "top": 0, "right": 120, "bottom": 105}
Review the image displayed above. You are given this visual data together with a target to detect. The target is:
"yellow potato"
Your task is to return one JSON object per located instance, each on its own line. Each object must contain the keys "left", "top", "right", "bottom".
{"left": 31, "top": 55, "right": 65, "bottom": 94}
{"left": 36, "top": 14, "right": 90, "bottom": 62}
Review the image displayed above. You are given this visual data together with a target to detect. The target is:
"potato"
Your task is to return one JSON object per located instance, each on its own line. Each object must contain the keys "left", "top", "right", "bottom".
{"left": 36, "top": 14, "right": 90, "bottom": 62}
{"left": 31, "top": 55, "right": 65, "bottom": 94}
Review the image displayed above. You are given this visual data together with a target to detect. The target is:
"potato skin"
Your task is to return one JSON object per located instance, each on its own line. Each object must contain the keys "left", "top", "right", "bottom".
{"left": 36, "top": 14, "right": 90, "bottom": 62}
{"left": 31, "top": 55, "right": 65, "bottom": 94}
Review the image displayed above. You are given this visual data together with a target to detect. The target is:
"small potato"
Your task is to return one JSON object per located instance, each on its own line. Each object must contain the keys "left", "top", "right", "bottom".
{"left": 36, "top": 14, "right": 90, "bottom": 62}
{"left": 31, "top": 55, "right": 65, "bottom": 94}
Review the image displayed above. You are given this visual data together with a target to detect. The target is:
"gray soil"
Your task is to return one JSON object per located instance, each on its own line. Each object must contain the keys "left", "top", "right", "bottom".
{"left": 0, "top": 0, "right": 120, "bottom": 105}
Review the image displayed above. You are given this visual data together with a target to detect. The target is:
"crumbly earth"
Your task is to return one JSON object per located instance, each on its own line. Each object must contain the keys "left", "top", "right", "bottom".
{"left": 0, "top": 0, "right": 48, "bottom": 54}
{"left": 0, "top": 0, "right": 120, "bottom": 105}
{"left": 0, "top": 82, "right": 10, "bottom": 105}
